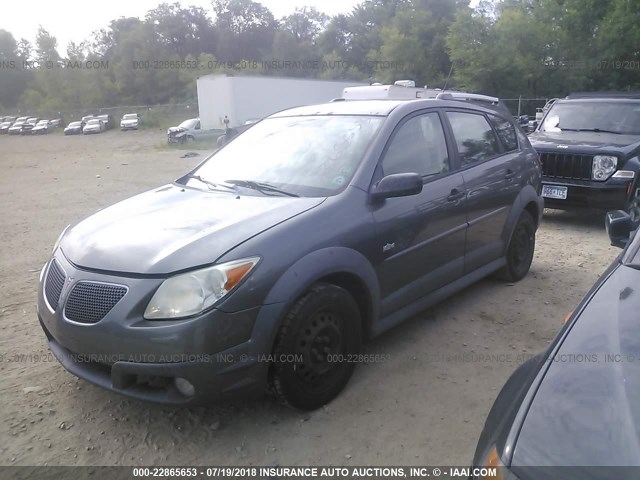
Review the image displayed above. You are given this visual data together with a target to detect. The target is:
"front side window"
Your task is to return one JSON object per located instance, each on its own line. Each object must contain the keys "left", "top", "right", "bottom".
{"left": 381, "top": 112, "right": 450, "bottom": 177}
{"left": 447, "top": 112, "right": 500, "bottom": 166}
{"left": 191, "top": 115, "right": 384, "bottom": 197}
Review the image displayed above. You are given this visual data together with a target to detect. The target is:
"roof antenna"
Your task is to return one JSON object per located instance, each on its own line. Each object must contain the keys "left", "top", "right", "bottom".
{"left": 442, "top": 62, "right": 455, "bottom": 91}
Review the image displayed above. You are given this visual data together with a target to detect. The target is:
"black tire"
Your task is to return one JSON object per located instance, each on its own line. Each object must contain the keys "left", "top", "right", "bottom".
{"left": 496, "top": 211, "right": 536, "bottom": 282}
{"left": 270, "top": 283, "right": 362, "bottom": 410}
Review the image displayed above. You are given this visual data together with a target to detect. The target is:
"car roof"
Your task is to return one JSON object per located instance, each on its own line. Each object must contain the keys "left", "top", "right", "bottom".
{"left": 559, "top": 96, "right": 640, "bottom": 103}
{"left": 269, "top": 100, "right": 411, "bottom": 117}
{"left": 269, "top": 98, "right": 512, "bottom": 119}
{"left": 567, "top": 91, "right": 640, "bottom": 100}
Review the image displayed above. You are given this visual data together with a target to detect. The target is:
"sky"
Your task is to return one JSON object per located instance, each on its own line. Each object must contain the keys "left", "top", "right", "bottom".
{"left": 1, "top": 0, "right": 364, "bottom": 53}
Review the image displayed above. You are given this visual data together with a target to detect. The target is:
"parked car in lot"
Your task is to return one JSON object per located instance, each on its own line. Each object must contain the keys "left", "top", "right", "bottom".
{"left": 50, "top": 118, "right": 65, "bottom": 129}
{"left": 120, "top": 113, "right": 141, "bottom": 130}
{"left": 31, "top": 120, "right": 52, "bottom": 135}
{"left": 529, "top": 92, "right": 640, "bottom": 224}
{"left": 38, "top": 92, "right": 543, "bottom": 410}
{"left": 20, "top": 117, "right": 39, "bottom": 135}
{"left": 8, "top": 117, "right": 29, "bottom": 135}
{"left": 97, "top": 114, "right": 114, "bottom": 130}
{"left": 472, "top": 211, "right": 640, "bottom": 479}
{"left": 0, "top": 119, "right": 15, "bottom": 134}
{"left": 167, "top": 117, "right": 218, "bottom": 143}
{"left": 82, "top": 118, "right": 106, "bottom": 134}
{"left": 64, "top": 121, "right": 85, "bottom": 135}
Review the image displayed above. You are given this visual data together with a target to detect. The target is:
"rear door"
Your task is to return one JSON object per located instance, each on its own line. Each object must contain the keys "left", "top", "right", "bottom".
{"left": 444, "top": 110, "right": 522, "bottom": 273}
{"left": 372, "top": 110, "right": 467, "bottom": 317}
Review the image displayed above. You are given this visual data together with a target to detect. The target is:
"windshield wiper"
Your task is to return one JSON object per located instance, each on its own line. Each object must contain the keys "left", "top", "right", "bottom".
{"left": 224, "top": 179, "right": 299, "bottom": 197}
{"left": 559, "top": 127, "right": 623, "bottom": 134}
{"left": 576, "top": 128, "right": 623, "bottom": 135}
{"left": 185, "top": 174, "right": 239, "bottom": 194}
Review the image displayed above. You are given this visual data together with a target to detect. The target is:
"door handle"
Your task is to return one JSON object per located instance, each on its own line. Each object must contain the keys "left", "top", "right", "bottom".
{"left": 447, "top": 189, "right": 466, "bottom": 202}
{"left": 505, "top": 169, "right": 516, "bottom": 179}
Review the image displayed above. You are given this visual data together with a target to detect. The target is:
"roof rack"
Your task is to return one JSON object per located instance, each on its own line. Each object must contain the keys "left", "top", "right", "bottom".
{"left": 567, "top": 92, "right": 640, "bottom": 99}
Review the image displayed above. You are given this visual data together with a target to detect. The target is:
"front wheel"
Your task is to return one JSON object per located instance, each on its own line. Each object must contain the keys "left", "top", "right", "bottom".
{"left": 269, "top": 283, "right": 362, "bottom": 410}
{"left": 496, "top": 211, "right": 536, "bottom": 282}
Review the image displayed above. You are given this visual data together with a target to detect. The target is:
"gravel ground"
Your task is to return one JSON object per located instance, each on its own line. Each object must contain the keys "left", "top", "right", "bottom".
{"left": 0, "top": 129, "right": 620, "bottom": 466}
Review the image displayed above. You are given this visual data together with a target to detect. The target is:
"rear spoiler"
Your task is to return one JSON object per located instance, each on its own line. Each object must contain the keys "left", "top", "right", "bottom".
{"left": 436, "top": 92, "right": 512, "bottom": 115}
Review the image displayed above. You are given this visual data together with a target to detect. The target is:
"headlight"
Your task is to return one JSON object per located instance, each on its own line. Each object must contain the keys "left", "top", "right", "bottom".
{"left": 52, "top": 225, "right": 70, "bottom": 254}
{"left": 592, "top": 155, "right": 618, "bottom": 181}
{"left": 144, "top": 257, "right": 260, "bottom": 319}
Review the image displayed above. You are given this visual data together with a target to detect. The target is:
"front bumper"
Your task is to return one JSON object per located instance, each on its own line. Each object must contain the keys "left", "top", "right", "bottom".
{"left": 37, "top": 250, "right": 276, "bottom": 405}
{"left": 541, "top": 177, "right": 632, "bottom": 211}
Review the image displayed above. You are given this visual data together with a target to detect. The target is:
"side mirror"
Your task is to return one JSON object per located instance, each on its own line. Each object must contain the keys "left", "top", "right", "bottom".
{"left": 606, "top": 210, "right": 632, "bottom": 248}
{"left": 370, "top": 173, "right": 423, "bottom": 201}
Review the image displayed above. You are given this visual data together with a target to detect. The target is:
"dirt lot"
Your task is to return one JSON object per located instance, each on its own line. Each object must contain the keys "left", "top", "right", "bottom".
{"left": 0, "top": 128, "right": 620, "bottom": 466}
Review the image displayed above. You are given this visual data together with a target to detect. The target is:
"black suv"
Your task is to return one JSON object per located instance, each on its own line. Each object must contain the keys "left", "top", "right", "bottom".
{"left": 38, "top": 93, "right": 543, "bottom": 410}
{"left": 529, "top": 92, "right": 640, "bottom": 221}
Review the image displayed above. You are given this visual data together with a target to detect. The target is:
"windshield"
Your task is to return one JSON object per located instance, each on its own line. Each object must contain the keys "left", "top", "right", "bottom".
{"left": 190, "top": 115, "right": 384, "bottom": 197}
{"left": 87, "top": 119, "right": 100, "bottom": 125}
{"left": 178, "top": 119, "right": 198, "bottom": 129}
{"left": 68, "top": 122, "right": 81, "bottom": 127}
{"left": 123, "top": 114, "right": 137, "bottom": 120}
{"left": 541, "top": 101, "right": 640, "bottom": 135}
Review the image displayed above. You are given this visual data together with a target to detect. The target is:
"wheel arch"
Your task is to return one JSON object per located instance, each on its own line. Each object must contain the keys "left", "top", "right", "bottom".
{"left": 259, "top": 247, "right": 381, "bottom": 353}
{"left": 502, "top": 185, "right": 543, "bottom": 250}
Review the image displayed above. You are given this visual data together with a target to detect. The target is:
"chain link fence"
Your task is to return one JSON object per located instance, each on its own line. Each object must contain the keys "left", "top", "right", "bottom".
{"left": 502, "top": 97, "right": 554, "bottom": 117}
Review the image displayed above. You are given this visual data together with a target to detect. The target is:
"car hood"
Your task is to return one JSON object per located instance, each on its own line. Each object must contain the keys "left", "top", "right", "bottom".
{"left": 60, "top": 184, "right": 325, "bottom": 275}
{"left": 530, "top": 131, "right": 640, "bottom": 155}
{"left": 167, "top": 126, "right": 186, "bottom": 134}
{"left": 121, "top": 119, "right": 138, "bottom": 124}
{"left": 512, "top": 264, "right": 640, "bottom": 470}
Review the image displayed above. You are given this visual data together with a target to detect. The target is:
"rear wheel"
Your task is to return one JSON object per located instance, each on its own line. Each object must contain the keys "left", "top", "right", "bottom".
{"left": 496, "top": 211, "right": 536, "bottom": 282}
{"left": 270, "top": 283, "right": 362, "bottom": 410}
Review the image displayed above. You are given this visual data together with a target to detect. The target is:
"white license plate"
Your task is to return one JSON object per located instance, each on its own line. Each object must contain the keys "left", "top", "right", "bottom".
{"left": 542, "top": 185, "right": 568, "bottom": 200}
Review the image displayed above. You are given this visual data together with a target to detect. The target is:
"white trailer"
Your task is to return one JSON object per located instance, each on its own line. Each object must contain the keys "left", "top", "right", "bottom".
{"left": 196, "top": 75, "right": 366, "bottom": 129}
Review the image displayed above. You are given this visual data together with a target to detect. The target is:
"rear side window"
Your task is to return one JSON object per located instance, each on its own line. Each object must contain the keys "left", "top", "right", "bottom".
{"left": 488, "top": 114, "right": 518, "bottom": 152}
{"left": 446, "top": 112, "right": 500, "bottom": 166}
{"left": 382, "top": 113, "right": 450, "bottom": 177}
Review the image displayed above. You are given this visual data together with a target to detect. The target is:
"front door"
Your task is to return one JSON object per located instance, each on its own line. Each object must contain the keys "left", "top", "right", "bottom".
{"left": 372, "top": 111, "right": 468, "bottom": 317}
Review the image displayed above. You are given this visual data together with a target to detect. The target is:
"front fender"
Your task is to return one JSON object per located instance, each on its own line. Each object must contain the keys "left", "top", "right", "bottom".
{"left": 254, "top": 247, "right": 381, "bottom": 352}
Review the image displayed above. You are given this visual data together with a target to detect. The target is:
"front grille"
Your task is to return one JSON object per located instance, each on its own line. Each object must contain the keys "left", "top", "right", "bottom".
{"left": 540, "top": 152, "right": 593, "bottom": 180}
{"left": 44, "top": 260, "right": 66, "bottom": 310}
{"left": 65, "top": 282, "right": 127, "bottom": 324}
